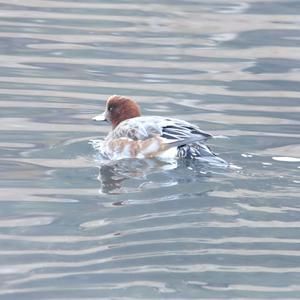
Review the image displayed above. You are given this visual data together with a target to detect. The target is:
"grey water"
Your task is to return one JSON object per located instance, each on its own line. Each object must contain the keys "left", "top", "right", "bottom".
{"left": 0, "top": 0, "right": 300, "bottom": 299}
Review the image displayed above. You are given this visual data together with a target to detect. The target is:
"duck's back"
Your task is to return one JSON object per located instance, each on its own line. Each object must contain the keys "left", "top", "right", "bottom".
{"left": 109, "top": 116, "right": 212, "bottom": 143}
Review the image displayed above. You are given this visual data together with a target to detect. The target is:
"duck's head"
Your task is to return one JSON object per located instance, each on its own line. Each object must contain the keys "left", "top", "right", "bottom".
{"left": 93, "top": 95, "right": 141, "bottom": 128}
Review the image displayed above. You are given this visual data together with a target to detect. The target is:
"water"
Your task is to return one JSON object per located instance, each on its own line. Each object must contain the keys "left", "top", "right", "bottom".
{"left": 0, "top": 0, "right": 300, "bottom": 298}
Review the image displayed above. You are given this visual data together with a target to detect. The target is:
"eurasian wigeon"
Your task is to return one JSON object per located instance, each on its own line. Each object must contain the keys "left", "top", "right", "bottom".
{"left": 92, "top": 95, "right": 227, "bottom": 165}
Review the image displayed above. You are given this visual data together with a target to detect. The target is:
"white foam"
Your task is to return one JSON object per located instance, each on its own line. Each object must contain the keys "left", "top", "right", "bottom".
{"left": 272, "top": 156, "right": 300, "bottom": 162}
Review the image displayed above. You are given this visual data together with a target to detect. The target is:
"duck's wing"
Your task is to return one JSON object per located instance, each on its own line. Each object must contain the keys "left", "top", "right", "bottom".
{"left": 110, "top": 116, "right": 212, "bottom": 145}
{"left": 159, "top": 117, "right": 212, "bottom": 143}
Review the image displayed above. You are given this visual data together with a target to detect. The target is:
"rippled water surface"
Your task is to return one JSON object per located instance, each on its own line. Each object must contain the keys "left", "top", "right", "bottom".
{"left": 0, "top": 0, "right": 300, "bottom": 299}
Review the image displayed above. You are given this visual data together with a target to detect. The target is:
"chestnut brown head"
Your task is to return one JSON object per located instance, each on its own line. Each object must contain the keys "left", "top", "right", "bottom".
{"left": 93, "top": 95, "right": 141, "bottom": 128}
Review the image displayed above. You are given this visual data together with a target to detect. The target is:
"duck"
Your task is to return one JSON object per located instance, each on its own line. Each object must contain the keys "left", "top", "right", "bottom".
{"left": 92, "top": 95, "right": 227, "bottom": 165}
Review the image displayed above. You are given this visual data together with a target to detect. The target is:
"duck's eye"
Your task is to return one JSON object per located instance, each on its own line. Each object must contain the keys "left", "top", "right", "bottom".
{"left": 108, "top": 106, "right": 113, "bottom": 111}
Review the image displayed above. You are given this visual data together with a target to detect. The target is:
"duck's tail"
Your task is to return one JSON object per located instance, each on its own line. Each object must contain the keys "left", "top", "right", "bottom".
{"left": 177, "top": 142, "right": 228, "bottom": 166}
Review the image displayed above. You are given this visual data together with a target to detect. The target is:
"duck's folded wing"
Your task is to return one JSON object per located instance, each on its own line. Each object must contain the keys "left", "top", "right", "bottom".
{"left": 110, "top": 116, "right": 212, "bottom": 144}
{"left": 160, "top": 118, "right": 212, "bottom": 143}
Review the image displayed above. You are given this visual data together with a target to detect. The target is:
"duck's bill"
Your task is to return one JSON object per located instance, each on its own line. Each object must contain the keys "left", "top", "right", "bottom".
{"left": 93, "top": 112, "right": 107, "bottom": 121}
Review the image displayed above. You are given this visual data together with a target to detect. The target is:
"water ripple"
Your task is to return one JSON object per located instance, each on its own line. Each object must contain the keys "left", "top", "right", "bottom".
{"left": 0, "top": 0, "right": 299, "bottom": 298}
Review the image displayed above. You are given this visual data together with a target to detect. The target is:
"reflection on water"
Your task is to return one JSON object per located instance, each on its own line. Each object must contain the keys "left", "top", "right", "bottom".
{"left": 96, "top": 158, "right": 178, "bottom": 194}
{"left": 0, "top": 0, "right": 300, "bottom": 299}
{"left": 95, "top": 157, "right": 231, "bottom": 194}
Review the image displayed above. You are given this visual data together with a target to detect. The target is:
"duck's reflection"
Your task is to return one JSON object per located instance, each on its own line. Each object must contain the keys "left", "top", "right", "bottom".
{"left": 94, "top": 155, "right": 229, "bottom": 194}
{"left": 95, "top": 157, "right": 178, "bottom": 194}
